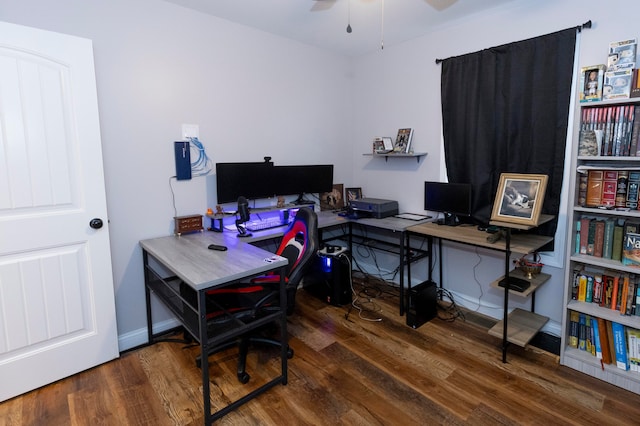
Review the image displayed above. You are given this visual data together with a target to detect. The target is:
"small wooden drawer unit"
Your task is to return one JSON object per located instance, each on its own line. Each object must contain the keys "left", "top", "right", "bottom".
{"left": 174, "top": 214, "right": 204, "bottom": 236}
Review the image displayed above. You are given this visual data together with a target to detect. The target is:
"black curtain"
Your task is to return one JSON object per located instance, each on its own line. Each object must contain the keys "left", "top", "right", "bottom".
{"left": 441, "top": 28, "right": 577, "bottom": 240}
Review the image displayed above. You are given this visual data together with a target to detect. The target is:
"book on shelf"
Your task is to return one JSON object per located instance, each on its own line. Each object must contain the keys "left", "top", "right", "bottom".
{"left": 623, "top": 231, "right": 640, "bottom": 267}
{"left": 393, "top": 128, "right": 413, "bottom": 154}
{"left": 603, "top": 218, "right": 615, "bottom": 259}
{"left": 613, "top": 221, "right": 625, "bottom": 261}
{"left": 586, "top": 170, "right": 604, "bottom": 207}
{"left": 593, "top": 220, "right": 606, "bottom": 257}
{"left": 628, "top": 328, "right": 640, "bottom": 372}
{"left": 601, "top": 171, "right": 617, "bottom": 207}
{"left": 593, "top": 317, "right": 603, "bottom": 359}
{"left": 597, "top": 316, "right": 613, "bottom": 365}
{"left": 612, "top": 321, "right": 630, "bottom": 370}
{"left": 631, "top": 70, "right": 640, "bottom": 99}
{"left": 616, "top": 171, "right": 629, "bottom": 208}
{"left": 578, "top": 313, "right": 587, "bottom": 351}
{"left": 569, "top": 311, "right": 580, "bottom": 348}
{"left": 593, "top": 274, "right": 603, "bottom": 305}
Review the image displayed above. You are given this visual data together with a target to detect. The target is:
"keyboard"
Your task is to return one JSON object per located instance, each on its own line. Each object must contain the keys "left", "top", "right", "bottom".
{"left": 498, "top": 277, "right": 531, "bottom": 292}
{"left": 246, "top": 217, "right": 286, "bottom": 232}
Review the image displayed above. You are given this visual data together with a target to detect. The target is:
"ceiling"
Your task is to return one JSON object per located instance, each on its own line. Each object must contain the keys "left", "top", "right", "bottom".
{"left": 162, "top": 0, "right": 518, "bottom": 57}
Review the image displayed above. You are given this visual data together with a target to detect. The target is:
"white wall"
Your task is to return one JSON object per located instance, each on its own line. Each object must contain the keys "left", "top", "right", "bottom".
{"left": 3, "top": 0, "right": 640, "bottom": 348}
{"left": 0, "top": 0, "right": 353, "bottom": 349}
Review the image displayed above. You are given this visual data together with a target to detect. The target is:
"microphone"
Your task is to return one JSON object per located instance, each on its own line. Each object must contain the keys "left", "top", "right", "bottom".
{"left": 236, "top": 196, "right": 251, "bottom": 237}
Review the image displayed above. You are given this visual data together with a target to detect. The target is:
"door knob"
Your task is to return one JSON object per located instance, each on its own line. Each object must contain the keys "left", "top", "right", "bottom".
{"left": 89, "top": 218, "right": 103, "bottom": 229}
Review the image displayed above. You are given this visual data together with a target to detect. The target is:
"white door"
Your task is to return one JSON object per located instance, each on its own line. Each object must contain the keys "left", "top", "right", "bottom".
{"left": 0, "top": 21, "right": 119, "bottom": 401}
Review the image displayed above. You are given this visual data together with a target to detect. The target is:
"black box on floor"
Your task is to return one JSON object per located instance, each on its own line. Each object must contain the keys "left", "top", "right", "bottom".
{"left": 303, "top": 252, "right": 352, "bottom": 306}
{"left": 406, "top": 280, "right": 437, "bottom": 329}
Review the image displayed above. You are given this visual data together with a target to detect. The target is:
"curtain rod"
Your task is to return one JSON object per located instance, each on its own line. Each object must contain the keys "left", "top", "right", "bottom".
{"left": 434, "top": 20, "right": 592, "bottom": 65}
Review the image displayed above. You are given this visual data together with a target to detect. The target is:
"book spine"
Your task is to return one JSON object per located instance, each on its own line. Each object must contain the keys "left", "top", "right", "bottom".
{"left": 613, "top": 222, "right": 625, "bottom": 261}
{"left": 593, "top": 274, "right": 603, "bottom": 305}
{"left": 597, "top": 317, "right": 612, "bottom": 364}
{"left": 593, "top": 220, "right": 605, "bottom": 257}
{"left": 580, "top": 217, "right": 591, "bottom": 254}
{"left": 586, "top": 170, "right": 604, "bottom": 207}
{"left": 593, "top": 317, "right": 603, "bottom": 359}
{"left": 616, "top": 171, "right": 629, "bottom": 208}
{"left": 612, "top": 321, "right": 630, "bottom": 370}
{"left": 603, "top": 218, "right": 615, "bottom": 259}
{"left": 569, "top": 311, "right": 579, "bottom": 348}
{"left": 627, "top": 171, "right": 640, "bottom": 209}
{"left": 601, "top": 171, "right": 617, "bottom": 207}
{"left": 578, "top": 314, "right": 587, "bottom": 351}
{"left": 631, "top": 106, "right": 640, "bottom": 155}
{"left": 578, "top": 274, "right": 588, "bottom": 302}
{"left": 586, "top": 275, "right": 594, "bottom": 303}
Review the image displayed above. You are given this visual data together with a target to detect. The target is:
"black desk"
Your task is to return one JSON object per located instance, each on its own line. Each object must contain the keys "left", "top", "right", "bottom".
{"left": 140, "top": 232, "right": 289, "bottom": 424}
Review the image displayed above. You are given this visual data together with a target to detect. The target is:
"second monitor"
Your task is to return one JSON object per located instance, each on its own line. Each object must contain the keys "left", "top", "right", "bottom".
{"left": 424, "top": 181, "right": 472, "bottom": 226}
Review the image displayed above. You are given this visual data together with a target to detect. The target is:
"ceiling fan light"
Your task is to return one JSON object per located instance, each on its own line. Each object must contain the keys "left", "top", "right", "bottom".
{"left": 346, "top": 24, "right": 352, "bottom": 33}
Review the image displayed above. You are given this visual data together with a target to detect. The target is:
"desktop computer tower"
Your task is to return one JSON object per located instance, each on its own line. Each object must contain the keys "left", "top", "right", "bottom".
{"left": 406, "top": 280, "right": 437, "bottom": 329}
{"left": 303, "top": 249, "right": 352, "bottom": 306}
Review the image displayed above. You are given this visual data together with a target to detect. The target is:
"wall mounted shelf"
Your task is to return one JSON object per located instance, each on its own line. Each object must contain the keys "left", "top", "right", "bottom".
{"left": 363, "top": 152, "right": 427, "bottom": 163}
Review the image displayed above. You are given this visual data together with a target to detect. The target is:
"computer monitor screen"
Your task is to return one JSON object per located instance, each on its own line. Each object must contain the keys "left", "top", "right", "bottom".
{"left": 274, "top": 165, "right": 334, "bottom": 204}
{"left": 424, "top": 181, "right": 472, "bottom": 226}
{"left": 215, "top": 162, "right": 275, "bottom": 204}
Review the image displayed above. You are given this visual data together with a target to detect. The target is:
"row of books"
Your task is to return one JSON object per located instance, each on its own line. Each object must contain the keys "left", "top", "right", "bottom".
{"left": 579, "top": 104, "right": 639, "bottom": 156}
{"left": 579, "top": 169, "right": 640, "bottom": 209}
{"left": 568, "top": 311, "right": 640, "bottom": 371}
{"left": 571, "top": 268, "right": 640, "bottom": 316}
{"left": 574, "top": 215, "right": 640, "bottom": 263}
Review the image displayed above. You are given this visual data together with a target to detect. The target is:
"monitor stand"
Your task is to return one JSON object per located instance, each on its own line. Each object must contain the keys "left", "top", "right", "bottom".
{"left": 437, "top": 213, "right": 460, "bottom": 226}
{"left": 292, "top": 193, "right": 315, "bottom": 205}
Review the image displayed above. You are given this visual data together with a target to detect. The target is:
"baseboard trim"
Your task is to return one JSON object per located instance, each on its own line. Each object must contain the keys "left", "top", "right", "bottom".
{"left": 118, "top": 318, "right": 181, "bottom": 352}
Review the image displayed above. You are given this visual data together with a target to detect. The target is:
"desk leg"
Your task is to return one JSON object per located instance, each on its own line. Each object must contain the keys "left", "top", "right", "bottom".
{"left": 198, "top": 290, "right": 213, "bottom": 425}
{"left": 502, "top": 229, "right": 511, "bottom": 363}
{"left": 143, "top": 250, "right": 154, "bottom": 344}
{"left": 279, "top": 268, "right": 288, "bottom": 384}
{"left": 399, "top": 230, "right": 405, "bottom": 316}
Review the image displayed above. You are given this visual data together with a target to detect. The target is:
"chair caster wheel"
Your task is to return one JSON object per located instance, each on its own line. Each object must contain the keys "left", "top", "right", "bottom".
{"left": 287, "top": 347, "right": 294, "bottom": 358}
{"left": 238, "top": 372, "right": 250, "bottom": 384}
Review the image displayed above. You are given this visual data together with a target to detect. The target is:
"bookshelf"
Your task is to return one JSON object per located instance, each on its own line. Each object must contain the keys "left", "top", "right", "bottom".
{"left": 561, "top": 96, "right": 640, "bottom": 394}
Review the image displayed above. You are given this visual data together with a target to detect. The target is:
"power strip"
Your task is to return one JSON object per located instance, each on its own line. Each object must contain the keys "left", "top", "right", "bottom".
{"left": 318, "top": 245, "right": 347, "bottom": 257}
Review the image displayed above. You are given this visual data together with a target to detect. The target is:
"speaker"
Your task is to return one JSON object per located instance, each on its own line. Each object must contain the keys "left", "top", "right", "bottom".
{"left": 303, "top": 252, "right": 352, "bottom": 306}
{"left": 406, "top": 280, "right": 437, "bottom": 329}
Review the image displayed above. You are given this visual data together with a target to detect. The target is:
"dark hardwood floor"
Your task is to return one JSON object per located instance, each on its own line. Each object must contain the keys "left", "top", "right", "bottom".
{"left": 3, "top": 275, "right": 640, "bottom": 425}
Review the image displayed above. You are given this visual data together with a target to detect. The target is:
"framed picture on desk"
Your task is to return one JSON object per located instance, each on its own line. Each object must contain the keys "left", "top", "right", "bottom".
{"left": 490, "top": 173, "right": 548, "bottom": 226}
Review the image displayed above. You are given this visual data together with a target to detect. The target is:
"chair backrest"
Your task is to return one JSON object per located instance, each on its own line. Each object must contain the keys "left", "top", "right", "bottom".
{"left": 275, "top": 207, "right": 319, "bottom": 289}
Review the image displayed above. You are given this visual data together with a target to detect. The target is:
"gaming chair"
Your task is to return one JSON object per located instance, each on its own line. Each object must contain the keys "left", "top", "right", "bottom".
{"left": 197, "top": 207, "right": 319, "bottom": 383}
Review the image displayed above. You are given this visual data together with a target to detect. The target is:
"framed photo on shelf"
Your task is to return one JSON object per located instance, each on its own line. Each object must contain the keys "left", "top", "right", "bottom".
{"left": 490, "top": 173, "right": 548, "bottom": 226}
{"left": 320, "top": 183, "right": 344, "bottom": 211}
{"left": 345, "top": 187, "right": 362, "bottom": 206}
{"left": 393, "top": 128, "right": 413, "bottom": 153}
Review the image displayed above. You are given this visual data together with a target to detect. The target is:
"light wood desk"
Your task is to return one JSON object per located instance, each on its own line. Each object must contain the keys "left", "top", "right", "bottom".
{"left": 406, "top": 221, "right": 553, "bottom": 362}
{"left": 140, "top": 231, "right": 289, "bottom": 424}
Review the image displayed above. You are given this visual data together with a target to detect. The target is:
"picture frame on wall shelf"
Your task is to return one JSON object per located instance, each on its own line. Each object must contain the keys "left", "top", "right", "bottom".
{"left": 490, "top": 173, "right": 548, "bottom": 227}
{"left": 345, "top": 187, "right": 362, "bottom": 206}
{"left": 320, "top": 183, "right": 344, "bottom": 211}
{"left": 393, "top": 128, "right": 413, "bottom": 153}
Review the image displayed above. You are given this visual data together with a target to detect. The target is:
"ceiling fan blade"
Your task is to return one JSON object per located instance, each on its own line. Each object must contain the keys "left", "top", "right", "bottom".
{"left": 423, "top": 0, "right": 458, "bottom": 12}
{"left": 311, "top": 0, "right": 338, "bottom": 12}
